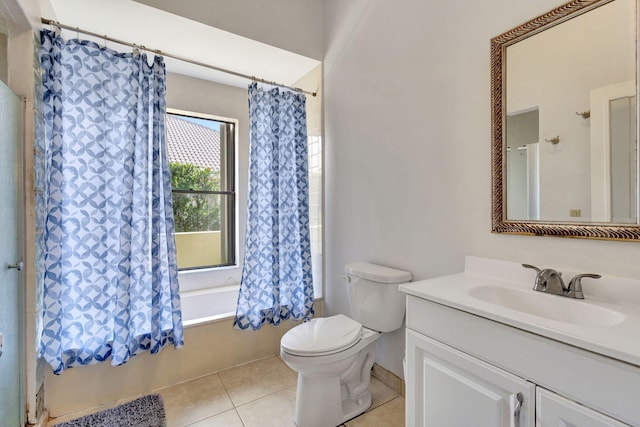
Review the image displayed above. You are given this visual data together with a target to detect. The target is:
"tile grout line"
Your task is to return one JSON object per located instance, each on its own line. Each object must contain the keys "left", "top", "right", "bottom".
{"left": 235, "top": 407, "right": 248, "bottom": 427}
{"left": 155, "top": 354, "right": 279, "bottom": 403}
{"left": 220, "top": 356, "right": 296, "bottom": 426}
{"left": 234, "top": 384, "right": 297, "bottom": 413}
{"left": 216, "top": 376, "right": 250, "bottom": 427}
{"left": 181, "top": 407, "right": 247, "bottom": 427}
{"left": 366, "top": 395, "right": 403, "bottom": 417}
{"left": 225, "top": 358, "right": 297, "bottom": 408}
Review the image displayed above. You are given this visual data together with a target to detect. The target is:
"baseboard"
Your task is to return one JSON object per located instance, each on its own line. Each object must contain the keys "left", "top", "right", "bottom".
{"left": 371, "top": 363, "right": 405, "bottom": 397}
{"left": 27, "top": 409, "right": 49, "bottom": 427}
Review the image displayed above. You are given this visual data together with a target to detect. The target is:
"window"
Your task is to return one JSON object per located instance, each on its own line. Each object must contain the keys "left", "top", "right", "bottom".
{"left": 166, "top": 109, "right": 236, "bottom": 270}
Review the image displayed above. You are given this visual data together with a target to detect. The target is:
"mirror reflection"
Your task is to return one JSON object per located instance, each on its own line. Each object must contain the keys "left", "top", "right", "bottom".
{"left": 505, "top": 0, "right": 637, "bottom": 224}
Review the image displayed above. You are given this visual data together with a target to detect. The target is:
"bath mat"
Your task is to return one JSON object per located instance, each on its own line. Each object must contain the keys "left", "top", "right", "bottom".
{"left": 54, "top": 394, "right": 166, "bottom": 427}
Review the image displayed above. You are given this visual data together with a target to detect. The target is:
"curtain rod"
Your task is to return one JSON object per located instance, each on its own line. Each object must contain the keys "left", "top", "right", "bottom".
{"left": 41, "top": 18, "right": 317, "bottom": 97}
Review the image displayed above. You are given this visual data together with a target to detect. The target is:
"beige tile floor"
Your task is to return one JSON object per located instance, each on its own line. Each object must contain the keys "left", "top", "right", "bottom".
{"left": 48, "top": 355, "right": 405, "bottom": 427}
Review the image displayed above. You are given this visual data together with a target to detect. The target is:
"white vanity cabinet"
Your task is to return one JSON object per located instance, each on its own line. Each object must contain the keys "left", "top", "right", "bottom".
{"left": 407, "top": 329, "right": 535, "bottom": 426}
{"left": 536, "top": 388, "right": 629, "bottom": 427}
{"left": 404, "top": 295, "right": 640, "bottom": 427}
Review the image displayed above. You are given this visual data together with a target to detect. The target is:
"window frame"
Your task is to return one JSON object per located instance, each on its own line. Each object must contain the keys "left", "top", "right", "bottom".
{"left": 166, "top": 108, "right": 239, "bottom": 271}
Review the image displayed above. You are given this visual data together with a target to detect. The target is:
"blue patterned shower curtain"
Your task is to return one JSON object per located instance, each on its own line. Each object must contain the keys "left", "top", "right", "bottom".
{"left": 234, "top": 83, "right": 314, "bottom": 330}
{"left": 38, "top": 30, "right": 183, "bottom": 374}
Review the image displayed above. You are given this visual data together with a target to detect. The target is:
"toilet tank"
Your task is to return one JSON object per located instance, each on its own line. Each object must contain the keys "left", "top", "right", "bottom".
{"left": 344, "top": 262, "right": 412, "bottom": 332}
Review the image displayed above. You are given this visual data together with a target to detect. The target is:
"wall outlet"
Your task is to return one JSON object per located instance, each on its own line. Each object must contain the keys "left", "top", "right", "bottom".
{"left": 0, "top": 332, "right": 3, "bottom": 358}
{"left": 570, "top": 209, "right": 581, "bottom": 217}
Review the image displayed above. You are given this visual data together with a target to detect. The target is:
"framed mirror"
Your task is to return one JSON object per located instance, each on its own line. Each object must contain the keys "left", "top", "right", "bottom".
{"left": 491, "top": 0, "right": 640, "bottom": 240}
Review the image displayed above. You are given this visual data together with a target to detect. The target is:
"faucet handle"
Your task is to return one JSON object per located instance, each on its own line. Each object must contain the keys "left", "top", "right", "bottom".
{"left": 523, "top": 264, "right": 565, "bottom": 293}
{"left": 523, "top": 264, "right": 546, "bottom": 292}
{"left": 522, "top": 264, "right": 542, "bottom": 273}
{"left": 566, "top": 273, "right": 601, "bottom": 299}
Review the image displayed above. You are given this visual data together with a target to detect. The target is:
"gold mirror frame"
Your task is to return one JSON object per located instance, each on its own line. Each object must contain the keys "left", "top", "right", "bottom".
{"left": 491, "top": 0, "right": 640, "bottom": 241}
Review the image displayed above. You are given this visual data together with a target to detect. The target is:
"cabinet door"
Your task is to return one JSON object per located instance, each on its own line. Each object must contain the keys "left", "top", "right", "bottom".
{"left": 536, "top": 388, "right": 629, "bottom": 427}
{"left": 406, "top": 329, "right": 535, "bottom": 427}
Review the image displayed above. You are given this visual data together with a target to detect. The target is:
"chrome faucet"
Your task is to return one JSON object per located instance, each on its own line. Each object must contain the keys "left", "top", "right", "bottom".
{"left": 522, "top": 264, "right": 566, "bottom": 296}
{"left": 522, "top": 264, "right": 601, "bottom": 299}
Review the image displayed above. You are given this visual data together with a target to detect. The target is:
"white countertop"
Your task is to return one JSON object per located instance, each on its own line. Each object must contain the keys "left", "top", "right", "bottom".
{"left": 400, "top": 256, "right": 640, "bottom": 367}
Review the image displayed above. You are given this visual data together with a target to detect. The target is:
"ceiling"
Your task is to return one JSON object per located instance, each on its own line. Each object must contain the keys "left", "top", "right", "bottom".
{"left": 46, "top": 0, "right": 320, "bottom": 89}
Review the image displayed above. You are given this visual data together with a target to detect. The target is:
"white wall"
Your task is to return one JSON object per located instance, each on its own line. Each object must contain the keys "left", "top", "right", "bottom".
{"left": 14, "top": 0, "right": 56, "bottom": 28}
{"left": 133, "top": 0, "right": 324, "bottom": 61}
{"left": 323, "top": 0, "right": 640, "bottom": 379}
{"left": 294, "top": 65, "right": 324, "bottom": 297}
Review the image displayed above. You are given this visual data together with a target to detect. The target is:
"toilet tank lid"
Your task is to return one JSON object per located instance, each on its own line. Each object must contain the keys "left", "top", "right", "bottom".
{"left": 345, "top": 262, "right": 412, "bottom": 283}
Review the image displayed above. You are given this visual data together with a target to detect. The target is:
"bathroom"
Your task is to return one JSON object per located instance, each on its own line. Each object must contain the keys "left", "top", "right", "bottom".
{"left": 1, "top": 0, "right": 639, "bottom": 426}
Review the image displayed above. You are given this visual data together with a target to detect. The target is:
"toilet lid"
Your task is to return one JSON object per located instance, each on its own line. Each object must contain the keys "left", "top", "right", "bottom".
{"left": 281, "top": 314, "right": 363, "bottom": 356}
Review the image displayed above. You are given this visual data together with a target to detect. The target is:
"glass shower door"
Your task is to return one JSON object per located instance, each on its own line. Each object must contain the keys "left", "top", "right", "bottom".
{"left": 0, "top": 79, "right": 25, "bottom": 426}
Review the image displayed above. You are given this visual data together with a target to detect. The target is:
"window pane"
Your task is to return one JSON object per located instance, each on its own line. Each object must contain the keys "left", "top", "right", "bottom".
{"left": 166, "top": 110, "right": 236, "bottom": 270}
{"left": 173, "top": 192, "right": 220, "bottom": 232}
{"left": 166, "top": 113, "right": 222, "bottom": 191}
{"left": 173, "top": 193, "right": 233, "bottom": 269}
{"left": 170, "top": 163, "right": 221, "bottom": 192}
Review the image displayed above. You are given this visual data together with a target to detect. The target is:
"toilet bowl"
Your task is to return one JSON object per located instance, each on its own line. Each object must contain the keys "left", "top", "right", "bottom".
{"left": 281, "top": 315, "right": 379, "bottom": 427}
{"left": 280, "top": 262, "right": 411, "bottom": 427}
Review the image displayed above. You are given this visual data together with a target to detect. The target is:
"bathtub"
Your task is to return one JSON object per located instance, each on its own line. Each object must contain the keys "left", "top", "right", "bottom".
{"left": 180, "top": 285, "right": 240, "bottom": 327}
{"left": 47, "top": 284, "right": 319, "bottom": 417}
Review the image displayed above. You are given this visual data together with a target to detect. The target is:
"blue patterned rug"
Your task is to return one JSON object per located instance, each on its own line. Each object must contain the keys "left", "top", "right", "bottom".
{"left": 54, "top": 394, "right": 166, "bottom": 427}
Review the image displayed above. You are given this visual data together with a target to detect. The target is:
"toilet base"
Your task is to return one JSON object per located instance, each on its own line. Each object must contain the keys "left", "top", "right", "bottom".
{"left": 340, "top": 388, "right": 373, "bottom": 423}
{"left": 294, "top": 374, "right": 373, "bottom": 427}
{"left": 288, "top": 337, "right": 378, "bottom": 427}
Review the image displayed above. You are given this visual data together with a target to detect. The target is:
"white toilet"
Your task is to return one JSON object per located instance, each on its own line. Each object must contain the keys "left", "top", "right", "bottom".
{"left": 280, "top": 262, "right": 411, "bottom": 427}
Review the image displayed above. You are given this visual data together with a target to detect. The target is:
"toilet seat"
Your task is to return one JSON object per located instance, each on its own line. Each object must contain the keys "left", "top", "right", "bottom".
{"left": 281, "top": 314, "right": 363, "bottom": 357}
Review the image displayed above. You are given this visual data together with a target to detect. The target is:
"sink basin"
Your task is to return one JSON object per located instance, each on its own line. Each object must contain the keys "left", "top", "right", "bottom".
{"left": 468, "top": 285, "right": 625, "bottom": 327}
